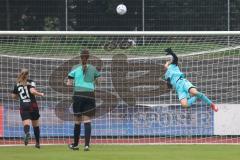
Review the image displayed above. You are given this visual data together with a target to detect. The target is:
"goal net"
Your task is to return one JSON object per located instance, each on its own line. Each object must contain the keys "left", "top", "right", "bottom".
{"left": 0, "top": 31, "right": 240, "bottom": 145}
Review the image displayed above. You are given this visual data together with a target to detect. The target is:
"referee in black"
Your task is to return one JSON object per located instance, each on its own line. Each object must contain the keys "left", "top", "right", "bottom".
{"left": 67, "top": 49, "right": 101, "bottom": 151}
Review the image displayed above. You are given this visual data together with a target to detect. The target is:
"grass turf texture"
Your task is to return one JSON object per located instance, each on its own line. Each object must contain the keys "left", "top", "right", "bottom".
{"left": 0, "top": 145, "right": 240, "bottom": 160}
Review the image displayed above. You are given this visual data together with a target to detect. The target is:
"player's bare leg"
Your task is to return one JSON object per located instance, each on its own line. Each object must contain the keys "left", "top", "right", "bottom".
{"left": 180, "top": 98, "right": 188, "bottom": 108}
{"left": 189, "top": 88, "right": 218, "bottom": 112}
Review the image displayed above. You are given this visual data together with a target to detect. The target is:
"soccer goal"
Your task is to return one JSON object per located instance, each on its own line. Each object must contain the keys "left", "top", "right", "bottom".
{"left": 0, "top": 31, "right": 240, "bottom": 145}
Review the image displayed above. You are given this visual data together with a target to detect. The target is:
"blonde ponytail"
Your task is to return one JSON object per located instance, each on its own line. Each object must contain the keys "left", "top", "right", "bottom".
{"left": 17, "top": 68, "right": 29, "bottom": 86}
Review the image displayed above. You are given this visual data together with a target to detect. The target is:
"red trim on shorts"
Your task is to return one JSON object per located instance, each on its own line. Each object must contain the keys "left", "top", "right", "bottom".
{"left": 31, "top": 102, "right": 39, "bottom": 111}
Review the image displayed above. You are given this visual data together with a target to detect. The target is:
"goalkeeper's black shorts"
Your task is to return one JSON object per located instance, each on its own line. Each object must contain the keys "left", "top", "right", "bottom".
{"left": 72, "top": 92, "right": 96, "bottom": 117}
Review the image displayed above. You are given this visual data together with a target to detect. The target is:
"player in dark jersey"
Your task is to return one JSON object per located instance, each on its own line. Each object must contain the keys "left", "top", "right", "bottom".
{"left": 12, "top": 68, "right": 44, "bottom": 148}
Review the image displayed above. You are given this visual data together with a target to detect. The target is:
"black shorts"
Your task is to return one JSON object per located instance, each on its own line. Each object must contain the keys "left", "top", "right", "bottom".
{"left": 20, "top": 102, "right": 40, "bottom": 121}
{"left": 72, "top": 92, "right": 96, "bottom": 117}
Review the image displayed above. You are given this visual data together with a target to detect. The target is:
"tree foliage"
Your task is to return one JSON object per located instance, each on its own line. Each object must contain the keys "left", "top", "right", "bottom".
{"left": 0, "top": 0, "right": 239, "bottom": 31}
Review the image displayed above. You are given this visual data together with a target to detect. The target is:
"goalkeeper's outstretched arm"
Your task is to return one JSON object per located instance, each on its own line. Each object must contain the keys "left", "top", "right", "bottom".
{"left": 164, "top": 60, "right": 172, "bottom": 70}
{"left": 163, "top": 48, "right": 179, "bottom": 89}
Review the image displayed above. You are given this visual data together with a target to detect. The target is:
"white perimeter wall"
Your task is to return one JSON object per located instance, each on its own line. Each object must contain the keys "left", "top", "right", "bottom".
{"left": 214, "top": 104, "right": 240, "bottom": 135}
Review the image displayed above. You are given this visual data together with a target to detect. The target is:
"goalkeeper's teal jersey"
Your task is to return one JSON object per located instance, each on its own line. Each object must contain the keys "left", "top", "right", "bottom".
{"left": 164, "top": 64, "right": 185, "bottom": 88}
{"left": 68, "top": 64, "right": 100, "bottom": 92}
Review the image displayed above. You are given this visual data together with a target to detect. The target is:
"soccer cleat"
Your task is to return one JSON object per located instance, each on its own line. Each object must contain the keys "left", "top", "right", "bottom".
{"left": 84, "top": 146, "right": 90, "bottom": 151}
{"left": 35, "top": 143, "right": 40, "bottom": 149}
{"left": 68, "top": 143, "right": 79, "bottom": 150}
{"left": 210, "top": 103, "right": 218, "bottom": 112}
{"left": 24, "top": 133, "right": 30, "bottom": 146}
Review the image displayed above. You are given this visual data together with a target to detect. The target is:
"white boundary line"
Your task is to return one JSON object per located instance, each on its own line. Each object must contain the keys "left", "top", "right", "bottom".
{"left": 1, "top": 143, "right": 240, "bottom": 147}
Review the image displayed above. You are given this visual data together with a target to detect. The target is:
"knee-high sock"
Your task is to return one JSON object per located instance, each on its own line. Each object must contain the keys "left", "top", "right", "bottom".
{"left": 33, "top": 126, "right": 40, "bottom": 144}
{"left": 84, "top": 122, "right": 91, "bottom": 147}
{"left": 187, "top": 96, "right": 197, "bottom": 107}
{"left": 196, "top": 92, "right": 212, "bottom": 105}
{"left": 74, "top": 124, "right": 81, "bottom": 146}
{"left": 24, "top": 125, "right": 30, "bottom": 134}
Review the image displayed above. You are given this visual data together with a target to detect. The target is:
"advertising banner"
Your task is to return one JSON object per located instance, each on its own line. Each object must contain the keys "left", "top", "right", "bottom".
{"left": 3, "top": 104, "right": 213, "bottom": 137}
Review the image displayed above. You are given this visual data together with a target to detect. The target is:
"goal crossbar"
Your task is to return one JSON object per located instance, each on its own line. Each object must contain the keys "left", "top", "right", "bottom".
{"left": 0, "top": 31, "right": 240, "bottom": 36}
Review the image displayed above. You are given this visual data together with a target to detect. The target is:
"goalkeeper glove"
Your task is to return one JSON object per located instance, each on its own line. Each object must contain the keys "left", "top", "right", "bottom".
{"left": 164, "top": 48, "right": 178, "bottom": 66}
{"left": 165, "top": 48, "right": 173, "bottom": 55}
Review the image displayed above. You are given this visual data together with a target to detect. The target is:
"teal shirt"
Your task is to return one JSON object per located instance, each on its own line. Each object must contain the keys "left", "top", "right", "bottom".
{"left": 68, "top": 64, "right": 101, "bottom": 92}
{"left": 164, "top": 64, "right": 185, "bottom": 88}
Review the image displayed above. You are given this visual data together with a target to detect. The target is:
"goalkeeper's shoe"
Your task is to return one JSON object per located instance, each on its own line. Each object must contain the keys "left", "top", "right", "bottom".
{"left": 210, "top": 103, "right": 219, "bottom": 112}
{"left": 68, "top": 143, "right": 79, "bottom": 150}
{"left": 84, "top": 146, "right": 90, "bottom": 151}
{"left": 23, "top": 133, "right": 30, "bottom": 146}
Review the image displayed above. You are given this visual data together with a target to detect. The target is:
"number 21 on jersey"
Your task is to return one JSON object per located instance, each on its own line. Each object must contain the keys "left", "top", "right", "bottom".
{"left": 18, "top": 86, "right": 30, "bottom": 101}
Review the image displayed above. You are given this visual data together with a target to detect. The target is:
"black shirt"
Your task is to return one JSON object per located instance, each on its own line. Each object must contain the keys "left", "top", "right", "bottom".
{"left": 12, "top": 79, "right": 37, "bottom": 106}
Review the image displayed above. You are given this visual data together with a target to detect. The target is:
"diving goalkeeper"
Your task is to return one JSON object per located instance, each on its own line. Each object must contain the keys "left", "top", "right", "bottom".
{"left": 163, "top": 48, "right": 218, "bottom": 112}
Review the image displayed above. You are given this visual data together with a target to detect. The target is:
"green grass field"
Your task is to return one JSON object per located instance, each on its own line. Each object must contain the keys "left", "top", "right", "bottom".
{"left": 0, "top": 145, "right": 240, "bottom": 160}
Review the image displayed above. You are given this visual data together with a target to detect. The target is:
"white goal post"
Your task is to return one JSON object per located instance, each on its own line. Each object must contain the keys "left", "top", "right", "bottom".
{"left": 0, "top": 31, "right": 240, "bottom": 145}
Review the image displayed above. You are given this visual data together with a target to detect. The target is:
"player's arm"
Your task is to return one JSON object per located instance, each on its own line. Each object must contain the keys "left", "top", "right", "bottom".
{"left": 95, "top": 77, "right": 107, "bottom": 85}
{"left": 30, "top": 88, "right": 44, "bottom": 96}
{"left": 29, "top": 81, "right": 44, "bottom": 96}
{"left": 11, "top": 93, "right": 18, "bottom": 100}
{"left": 67, "top": 68, "right": 76, "bottom": 86}
{"left": 11, "top": 84, "right": 19, "bottom": 99}
{"left": 164, "top": 61, "right": 172, "bottom": 70}
{"left": 160, "top": 65, "right": 173, "bottom": 89}
{"left": 94, "top": 67, "right": 104, "bottom": 84}
{"left": 67, "top": 77, "right": 73, "bottom": 86}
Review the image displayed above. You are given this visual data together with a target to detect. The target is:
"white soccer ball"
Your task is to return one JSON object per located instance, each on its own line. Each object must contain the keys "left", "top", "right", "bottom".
{"left": 116, "top": 4, "right": 127, "bottom": 15}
